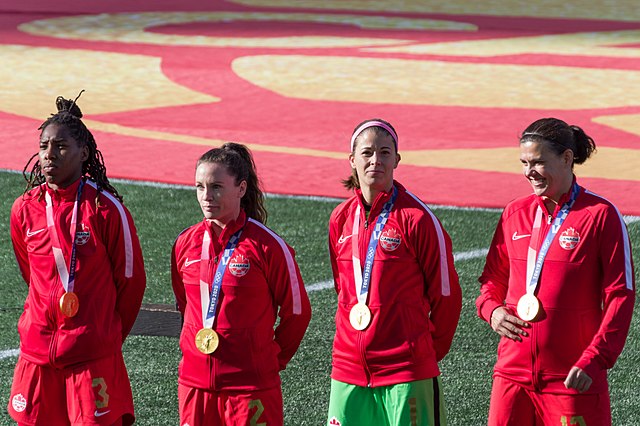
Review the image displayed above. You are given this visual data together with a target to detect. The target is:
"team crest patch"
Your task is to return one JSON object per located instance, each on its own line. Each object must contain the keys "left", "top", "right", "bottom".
{"left": 75, "top": 223, "right": 91, "bottom": 246}
{"left": 379, "top": 228, "right": 402, "bottom": 252}
{"left": 559, "top": 227, "right": 580, "bottom": 250}
{"left": 12, "top": 393, "right": 27, "bottom": 412}
{"left": 329, "top": 417, "right": 342, "bottom": 426}
{"left": 228, "top": 254, "right": 250, "bottom": 277}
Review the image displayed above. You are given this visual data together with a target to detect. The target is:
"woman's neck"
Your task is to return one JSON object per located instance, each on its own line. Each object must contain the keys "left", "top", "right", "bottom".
{"left": 208, "top": 209, "right": 241, "bottom": 237}
{"left": 360, "top": 183, "right": 392, "bottom": 206}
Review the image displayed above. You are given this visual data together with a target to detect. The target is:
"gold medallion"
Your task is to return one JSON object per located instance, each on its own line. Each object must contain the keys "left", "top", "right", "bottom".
{"left": 516, "top": 294, "right": 540, "bottom": 321}
{"left": 59, "top": 292, "right": 80, "bottom": 317}
{"left": 349, "top": 303, "right": 371, "bottom": 330}
{"left": 195, "top": 328, "right": 219, "bottom": 354}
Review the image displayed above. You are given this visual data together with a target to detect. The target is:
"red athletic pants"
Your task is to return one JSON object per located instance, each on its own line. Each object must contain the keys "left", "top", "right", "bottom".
{"left": 488, "top": 376, "right": 611, "bottom": 426}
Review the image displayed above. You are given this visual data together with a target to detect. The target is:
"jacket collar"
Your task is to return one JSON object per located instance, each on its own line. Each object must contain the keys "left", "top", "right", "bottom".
{"left": 534, "top": 175, "right": 578, "bottom": 215}
{"left": 203, "top": 209, "right": 247, "bottom": 245}
{"left": 44, "top": 177, "right": 84, "bottom": 202}
{"left": 355, "top": 180, "right": 403, "bottom": 217}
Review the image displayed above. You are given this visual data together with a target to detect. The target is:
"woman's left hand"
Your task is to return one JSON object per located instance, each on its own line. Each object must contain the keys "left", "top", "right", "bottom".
{"left": 564, "top": 366, "right": 592, "bottom": 393}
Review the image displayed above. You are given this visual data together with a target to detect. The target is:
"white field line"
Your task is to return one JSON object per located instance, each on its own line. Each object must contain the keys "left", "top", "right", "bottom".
{"left": 0, "top": 349, "right": 19, "bottom": 360}
{"left": 2, "top": 168, "right": 639, "bottom": 220}
{"left": 0, "top": 171, "right": 636, "bottom": 357}
{"left": 0, "top": 247, "right": 491, "bottom": 358}
{"left": 306, "top": 247, "right": 490, "bottom": 293}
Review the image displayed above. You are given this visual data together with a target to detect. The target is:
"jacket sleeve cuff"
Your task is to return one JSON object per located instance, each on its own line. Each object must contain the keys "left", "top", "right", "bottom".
{"left": 479, "top": 300, "right": 503, "bottom": 324}
{"left": 574, "top": 356, "right": 604, "bottom": 379}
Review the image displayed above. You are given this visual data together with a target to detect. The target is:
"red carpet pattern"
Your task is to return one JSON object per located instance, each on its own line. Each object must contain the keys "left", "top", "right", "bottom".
{"left": 1, "top": 0, "right": 639, "bottom": 213}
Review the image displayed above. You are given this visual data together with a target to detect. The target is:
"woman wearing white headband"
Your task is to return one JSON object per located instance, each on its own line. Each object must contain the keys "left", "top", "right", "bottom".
{"left": 326, "top": 118, "right": 462, "bottom": 426}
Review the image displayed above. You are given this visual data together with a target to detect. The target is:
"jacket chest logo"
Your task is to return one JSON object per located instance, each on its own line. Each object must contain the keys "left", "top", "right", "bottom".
{"left": 75, "top": 223, "right": 91, "bottom": 246}
{"left": 228, "top": 254, "right": 250, "bottom": 277}
{"left": 379, "top": 228, "right": 402, "bottom": 252}
{"left": 558, "top": 227, "right": 580, "bottom": 250}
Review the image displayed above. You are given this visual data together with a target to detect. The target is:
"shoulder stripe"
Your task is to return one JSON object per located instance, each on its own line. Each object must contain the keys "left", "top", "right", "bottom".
{"left": 406, "top": 191, "right": 451, "bottom": 296}
{"left": 584, "top": 190, "right": 633, "bottom": 289}
{"left": 86, "top": 181, "right": 134, "bottom": 278}
{"left": 248, "top": 218, "right": 302, "bottom": 314}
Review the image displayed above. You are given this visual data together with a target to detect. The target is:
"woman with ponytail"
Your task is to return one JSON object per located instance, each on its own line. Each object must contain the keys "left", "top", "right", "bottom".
{"left": 327, "top": 119, "right": 461, "bottom": 426}
{"left": 8, "top": 93, "right": 146, "bottom": 425}
{"left": 476, "top": 118, "right": 635, "bottom": 425}
{"left": 171, "top": 143, "right": 311, "bottom": 425}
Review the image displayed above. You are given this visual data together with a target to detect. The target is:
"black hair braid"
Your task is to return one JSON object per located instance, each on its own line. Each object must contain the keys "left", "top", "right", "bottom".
{"left": 22, "top": 92, "right": 123, "bottom": 203}
{"left": 22, "top": 153, "right": 44, "bottom": 198}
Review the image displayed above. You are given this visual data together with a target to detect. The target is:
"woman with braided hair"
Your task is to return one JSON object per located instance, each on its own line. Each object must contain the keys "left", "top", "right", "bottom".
{"left": 8, "top": 93, "right": 146, "bottom": 425}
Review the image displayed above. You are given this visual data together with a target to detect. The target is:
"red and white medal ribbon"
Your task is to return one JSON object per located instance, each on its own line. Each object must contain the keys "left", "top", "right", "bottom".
{"left": 44, "top": 181, "right": 84, "bottom": 294}
{"left": 351, "top": 206, "right": 366, "bottom": 304}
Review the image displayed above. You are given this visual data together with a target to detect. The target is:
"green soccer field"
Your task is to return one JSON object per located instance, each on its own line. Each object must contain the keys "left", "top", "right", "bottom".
{"left": 1, "top": 170, "right": 638, "bottom": 425}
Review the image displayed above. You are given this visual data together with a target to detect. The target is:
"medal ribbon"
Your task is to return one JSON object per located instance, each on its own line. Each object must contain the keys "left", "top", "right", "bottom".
{"left": 525, "top": 182, "right": 580, "bottom": 295}
{"left": 199, "top": 227, "right": 243, "bottom": 329}
{"left": 45, "top": 179, "right": 85, "bottom": 294}
{"left": 351, "top": 186, "right": 398, "bottom": 304}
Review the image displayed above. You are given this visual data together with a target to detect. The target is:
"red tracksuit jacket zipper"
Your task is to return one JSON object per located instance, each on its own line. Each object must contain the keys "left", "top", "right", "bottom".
{"left": 209, "top": 252, "right": 220, "bottom": 391}
{"left": 359, "top": 209, "right": 373, "bottom": 386}
{"left": 531, "top": 207, "right": 554, "bottom": 390}
{"left": 48, "top": 197, "right": 62, "bottom": 366}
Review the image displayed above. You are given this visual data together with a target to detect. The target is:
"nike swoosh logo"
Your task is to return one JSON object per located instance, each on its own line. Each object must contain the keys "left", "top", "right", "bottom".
{"left": 338, "top": 234, "right": 353, "bottom": 244}
{"left": 512, "top": 232, "right": 531, "bottom": 241}
{"left": 26, "top": 228, "right": 46, "bottom": 237}
{"left": 185, "top": 258, "right": 201, "bottom": 267}
{"left": 94, "top": 409, "right": 111, "bottom": 417}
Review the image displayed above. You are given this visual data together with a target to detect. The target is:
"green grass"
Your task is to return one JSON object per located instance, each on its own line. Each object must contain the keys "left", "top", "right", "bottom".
{"left": 1, "top": 170, "right": 638, "bottom": 425}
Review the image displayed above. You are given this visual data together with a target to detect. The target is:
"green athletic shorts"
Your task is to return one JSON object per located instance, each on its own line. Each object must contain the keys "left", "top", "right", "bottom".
{"left": 327, "top": 377, "right": 447, "bottom": 426}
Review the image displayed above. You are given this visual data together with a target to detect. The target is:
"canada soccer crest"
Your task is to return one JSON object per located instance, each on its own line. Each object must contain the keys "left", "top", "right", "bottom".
{"left": 559, "top": 227, "right": 580, "bottom": 250}
{"left": 380, "top": 228, "right": 402, "bottom": 252}
{"left": 228, "top": 254, "right": 250, "bottom": 277}
{"left": 75, "top": 223, "right": 91, "bottom": 245}
{"left": 11, "top": 393, "right": 26, "bottom": 412}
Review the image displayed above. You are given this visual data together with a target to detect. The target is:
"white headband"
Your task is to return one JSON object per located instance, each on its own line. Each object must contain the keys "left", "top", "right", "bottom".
{"left": 350, "top": 120, "right": 398, "bottom": 152}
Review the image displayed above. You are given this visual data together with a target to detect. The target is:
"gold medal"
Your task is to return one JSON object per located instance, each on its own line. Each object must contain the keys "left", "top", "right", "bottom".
{"left": 517, "top": 294, "right": 540, "bottom": 321}
{"left": 349, "top": 303, "right": 371, "bottom": 330}
{"left": 195, "top": 328, "right": 219, "bottom": 354}
{"left": 59, "top": 292, "right": 80, "bottom": 317}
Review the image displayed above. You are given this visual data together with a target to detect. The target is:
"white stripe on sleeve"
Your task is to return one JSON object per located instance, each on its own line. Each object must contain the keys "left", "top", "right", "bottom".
{"left": 406, "top": 191, "right": 451, "bottom": 296}
{"left": 585, "top": 190, "right": 634, "bottom": 289}
{"left": 248, "top": 218, "right": 302, "bottom": 314}
{"left": 86, "top": 181, "right": 134, "bottom": 277}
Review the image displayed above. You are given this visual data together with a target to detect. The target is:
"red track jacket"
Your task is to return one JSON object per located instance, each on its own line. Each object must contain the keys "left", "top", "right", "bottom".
{"left": 10, "top": 179, "right": 146, "bottom": 368}
{"left": 171, "top": 210, "right": 311, "bottom": 391}
{"left": 476, "top": 182, "right": 635, "bottom": 393}
{"left": 328, "top": 181, "right": 462, "bottom": 387}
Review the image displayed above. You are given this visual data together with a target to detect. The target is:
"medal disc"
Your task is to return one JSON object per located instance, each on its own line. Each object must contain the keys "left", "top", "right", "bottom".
{"left": 349, "top": 303, "right": 371, "bottom": 330}
{"left": 59, "top": 292, "right": 80, "bottom": 317}
{"left": 195, "top": 328, "right": 219, "bottom": 354}
{"left": 517, "top": 294, "right": 540, "bottom": 321}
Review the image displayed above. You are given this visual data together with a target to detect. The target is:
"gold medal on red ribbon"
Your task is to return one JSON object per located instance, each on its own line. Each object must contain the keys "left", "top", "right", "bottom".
{"left": 195, "top": 328, "right": 219, "bottom": 354}
{"left": 349, "top": 303, "right": 371, "bottom": 330}
{"left": 59, "top": 292, "right": 80, "bottom": 317}
{"left": 517, "top": 294, "right": 540, "bottom": 321}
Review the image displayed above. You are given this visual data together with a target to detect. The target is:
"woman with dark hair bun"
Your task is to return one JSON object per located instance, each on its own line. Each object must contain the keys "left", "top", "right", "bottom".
{"left": 7, "top": 93, "right": 146, "bottom": 425}
{"left": 477, "top": 117, "right": 635, "bottom": 425}
{"left": 171, "top": 143, "right": 311, "bottom": 426}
